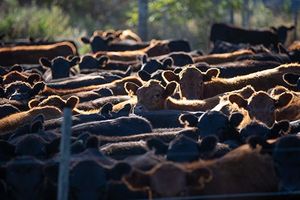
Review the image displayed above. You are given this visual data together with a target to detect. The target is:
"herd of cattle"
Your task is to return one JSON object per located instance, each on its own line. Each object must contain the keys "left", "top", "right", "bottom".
{"left": 1, "top": 23, "right": 300, "bottom": 199}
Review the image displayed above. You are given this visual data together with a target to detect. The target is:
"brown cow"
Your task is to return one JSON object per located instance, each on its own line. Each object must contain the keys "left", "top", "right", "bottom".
{"left": 202, "top": 63, "right": 300, "bottom": 99}
{"left": 192, "top": 49, "right": 254, "bottom": 65}
{"left": 162, "top": 65, "right": 220, "bottom": 99}
{"left": 125, "top": 80, "right": 255, "bottom": 112}
{"left": 0, "top": 41, "right": 77, "bottom": 66}
{"left": 124, "top": 144, "right": 278, "bottom": 198}
{"left": 269, "top": 85, "right": 300, "bottom": 121}
{"left": 228, "top": 91, "right": 293, "bottom": 127}
{"left": 0, "top": 106, "right": 62, "bottom": 134}
{"left": 28, "top": 95, "right": 95, "bottom": 115}
{"left": 45, "top": 76, "right": 143, "bottom": 96}
{"left": 95, "top": 39, "right": 189, "bottom": 61}
{"left": 2, "top": 70, "right": 41, "bottom": 86}
{"left": 94, "top": 29, "right": 142, "bottom": 43}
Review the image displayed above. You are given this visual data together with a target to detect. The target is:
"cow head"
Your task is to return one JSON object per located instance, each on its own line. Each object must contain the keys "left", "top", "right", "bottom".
{"left": 29, "top": 95, "right": 79, "bottom": 111}
{"left": 3, "top": 71, "right": 41, "bottom": 86}
{"left": 14, "top": 134, "right": 60, "bottom": 159}
{"left": 5, "top": 81, "right": 45, "bottom": 102}
{"left": 81, "top": 35, "right": 114, "bottom": 53}
{"left": 273, "top": 135, "right": 300, "bottom": 192}
{"left": 124, "top": 162, "right": 212, "bottom": 197}
{"left": 163, "top": 66, "right": 220, "bottom": 99}
{"left": 140, "top": 55, "right": 173, "bottom": 74}
{"left": 180, "top": 111, "right": 243, "bottom": 142}
{"left": 0, "top": 104, "right": 20, "bottom": 118}
{"left": 271, "top": 25, "right": 295, "bottom": 44}
{"left": 240, "top": 120, "right": 290, "bottom": 142}
{"left": 166, "top": 135, "right": 201, "bottom": 163}
{"left": 1, "top": 157, "right": 45, "bottom": 200}
{"left": 125, "top": 80, "right": 178, "bottom": 112}
{"left": 79, "top": 55, "right": 108, "bottom": 70}
{"left": 69, "top": 160, "right": 131, "bottom": 200}
{"left": 229, "top": 91, "right": 293, "bottom": 127}
{"left": 39, "top": 56, "right": 79, "bottom": 79}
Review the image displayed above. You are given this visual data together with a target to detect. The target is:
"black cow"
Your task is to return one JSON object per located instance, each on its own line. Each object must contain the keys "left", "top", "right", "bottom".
{"left": 273, "top": 135, "right": 300, "bottom": 193}
{"left": 210, "top": 23, "right": 294, "bottom": 47}
{"left": 0, "top": 156, "right": 46, "bottom": 200}
{"left": 71, "top": 115, "right": 153, "bottom": 137}
{"left": 180, "top": 111, "right": 243, "bottom": 143}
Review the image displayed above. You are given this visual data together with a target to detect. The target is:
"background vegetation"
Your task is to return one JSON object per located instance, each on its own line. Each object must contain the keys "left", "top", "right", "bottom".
{"left": 0, "top": 0, "right": 298, "bottom": 52}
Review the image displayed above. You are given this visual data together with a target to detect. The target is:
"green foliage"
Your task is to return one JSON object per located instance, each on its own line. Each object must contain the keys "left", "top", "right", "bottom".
{"left": 0, "top": 2, "right": 74, "bottom": 40}
{"left": 0, "top": 0, "right": 296, "bottom": 52}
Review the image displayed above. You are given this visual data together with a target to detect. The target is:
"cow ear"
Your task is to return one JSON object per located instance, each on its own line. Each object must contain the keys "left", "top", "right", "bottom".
{"left": 138, "top": 70, "right": 151, "bottom": 81}
{"left": 28, "top": 99, "right": 40, "bottom": 108}
{"left": 32, "top": 82, "right": 45, "bottom": 95}
{"left": 86, "top": 135, "right": 99, "bottom": 149}
{"left": 81, "top": 37, "right": 91, "bottom": 44}
{"left": 97, "top": 88, "right": 113, "bottom": 97}
{"left": 139, "top": 54, "right": 148, "bottom": 64}
{"left": 274, "top": 120, "right": 290, "bottom": 133}
{"left": 46, "top": 137, "right": 61, "bottom": 156}
{"left": 146, "top": 138, "right": 168, "bottom": 155}
{"left": 199, "top": 136, "right": 218, "bottom": 152}
{"left": 277, "top": 43, "right": 289, "bottom": 54}
{"left": 162, "top": 70, "right": 179, "bottom": 83}
{"left": 123, "top": 169, "right": 150, "bottom": 189}
{"left": 229, "top": 94, "right": 248, "bottom": 109}
{"left": 69, "top": 56, "right": 80, "bottom": 66}
{"left": 31, "top": 114, "right": 44, "bottom": 133}
{"left": 124, "top": 66, "right": 132, "bottom": 77}
{"left": 173, "top": 67, "right": 183, "bottom": 74}
{"left": 107, "top": 162, "right": 132, "bottom": 181}
{"left": 0, "top": 87, "right": 5, "bottom": 98}
{"left": 179, "top": 113, "right": 198, "bottom": 127}
{"left": 275, "top": 92, "right": 293, "bottom": 108}
{"left": 115, "top": 30, "right": 122, "bottom": 37}
{"left": 39, "top": 57, "right": 52, "bottom": 68}
{"left": 71, "top": 140, "right": 85, "bottom": 154}
{"left": 117, "top": 103, "right": 132, "bottom": 115}
{"left": 100, "top": 103, "right": 113, "bottom": 116}
{"left": 229, "top": 112, "right": 244, "bottom": 127}
{"left": 10, "top": 64, "right": 23, "bottom": 72}
{"left": 270, "top": 26, "right": 277, "bottom": 32}
{"left": 97, "top": 56, "right": 109, "bottom": 67}
{"left": 105, "top": 36, "right": 114, "bottom": 44}
{"left": 164, "top": 81, "right": 178, "bottom": 97}
{"left": 186, "top": 168, "right": 212, "bottom": 188}
{"left": 44, "top": 162, "right": 59, "bottom": 184}
{"left": 204, "top": 68, "right": 220, "bottom": 81}
{"left": 31, "top": 119, "right": 44, "bottom": 133}
{"left": 239, "top": 85, "right": 255, "bottom": 99}
{"left": 27, "top": 73, "right": 41, "bottom": 85}
{"left": 66, "top": 96, "right": 79, "bottom": 109}
{"left": 162, "top": 57, "right": 173, "bottom": 69}
{"left": 288, "top": 25, "right": 295, "bottom": 30}
{"left": 269, "top": 120, "right": 290, "bottom": 139}
{"left": 283, "top": 73, "right": 300, "bottom": 86}
{"left": 124, "top": 82, "right": 140, "bottom": 95}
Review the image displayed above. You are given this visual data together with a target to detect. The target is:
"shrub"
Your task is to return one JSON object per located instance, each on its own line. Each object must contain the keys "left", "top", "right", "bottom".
{"left": 0, "top": 2, "right": 74, "bottom": 40}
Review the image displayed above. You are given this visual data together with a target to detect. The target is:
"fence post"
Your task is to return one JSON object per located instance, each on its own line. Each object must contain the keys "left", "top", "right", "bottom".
{"left": 57, "top": 108, "right": 72, "bottom": 200}
{"left": 138, "top": 0, "right": 148, "bottom": 41}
